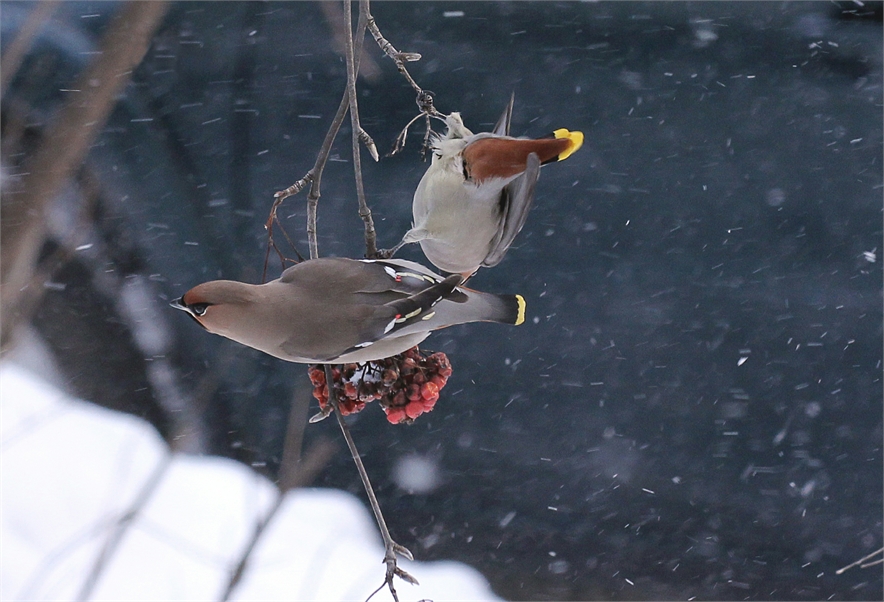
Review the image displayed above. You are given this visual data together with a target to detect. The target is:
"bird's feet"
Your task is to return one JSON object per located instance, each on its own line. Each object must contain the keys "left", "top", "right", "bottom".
{"left": 373, "top": 240, "right": 405, "bottom": 260}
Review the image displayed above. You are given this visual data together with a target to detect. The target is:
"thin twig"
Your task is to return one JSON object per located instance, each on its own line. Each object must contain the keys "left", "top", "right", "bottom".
{"left": 349, "top": 0, "right": 379, "bottom": 168}
{"left": 364, "top": 9, "right": 423, "bottom": 93}
{"left": 305, "top": 92, "right": 350, "bottom": 261}
{"left": 267, "top": 88, "right": 347, "bottom": 266}
{"left": 836, "top": 546, "right": 884, "bottom": 574}
{"left": 268, "top": 9, "right": 367, "bottom": 264}
{"left": 323, "top": 365, "right": 417, "bottom": 602}
{"left": 267, "top": 5, "right": 426, "bottom": 596}
{"left": 265, "top": 172, "right": 313, "bottom": 275}
{"left": 362, "top": 2, "right": 442, "bottom": 158}
{"left": 76, "top": 453, "right": 174, "bottom": 601}
{"left": 218, "top": 440, "right": 336, "bottom": 601}
{"left": 318, "top": 0, "right": 381, "bottom": 82}
{"left": 345, "top": 0, "right": 379, "bottom": 259}
{"left": 218, "top": 355, "right": 335, "bottom": 601}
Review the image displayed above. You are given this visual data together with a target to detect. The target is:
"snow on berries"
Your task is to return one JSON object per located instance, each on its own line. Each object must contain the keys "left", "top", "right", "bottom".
{"left": 307, "top": 347, "right": 452, "bottom": 425}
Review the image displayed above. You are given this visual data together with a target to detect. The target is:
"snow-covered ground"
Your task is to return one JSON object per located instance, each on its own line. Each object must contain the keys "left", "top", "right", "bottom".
{"left": 0, "top": 363, "right": 500, "bottom": 601}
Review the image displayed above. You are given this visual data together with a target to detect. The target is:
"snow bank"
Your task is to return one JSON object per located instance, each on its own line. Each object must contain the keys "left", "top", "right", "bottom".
{"left": 0, "top": 363, "right": 500, "bottom": 601}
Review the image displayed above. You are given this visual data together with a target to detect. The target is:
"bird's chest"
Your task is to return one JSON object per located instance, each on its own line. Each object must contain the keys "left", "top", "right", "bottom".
{"left": 413, "top": 167, "right": 503, "bottom": 239}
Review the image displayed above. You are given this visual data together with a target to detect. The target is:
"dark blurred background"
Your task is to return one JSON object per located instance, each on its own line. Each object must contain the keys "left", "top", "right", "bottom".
{"left": 2, "top": 2, "right": 882, "bottom": 600}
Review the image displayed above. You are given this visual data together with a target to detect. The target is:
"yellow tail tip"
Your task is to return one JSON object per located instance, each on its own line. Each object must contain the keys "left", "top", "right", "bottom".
{"left": 515, "top": 294, "right": 526, "bottom": 326}
{"left": 553, "top": 129, "right": 584, "bottom": 161}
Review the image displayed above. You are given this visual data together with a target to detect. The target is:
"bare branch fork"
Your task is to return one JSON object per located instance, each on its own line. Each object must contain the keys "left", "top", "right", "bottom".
{"left": 266, "top": 3, "right": 435, "bottom": 597}
{"left": 268, "top": 0, "right": 440, "bottom": 272}
{"left": 265, "top": 13, "right": 374, "bottom": 270}
{"left": 363, "top": 8, "right": 445, "bottom": 158}
{"left": 836, "top": 546, "right": 884, "bottom": 574}
{"left": 364, "top": 14, "right": 422, "bottom": 92}
{"left": 266, "top": 2, "right": 374, "bottom": 269}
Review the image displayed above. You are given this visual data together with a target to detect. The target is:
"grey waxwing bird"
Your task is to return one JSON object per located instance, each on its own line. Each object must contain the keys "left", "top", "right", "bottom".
{"left": 171, "top": 257, "right": 526, "bottom": 364}
{"left": 391, "top": 95, "right": 583, "bottom": 278}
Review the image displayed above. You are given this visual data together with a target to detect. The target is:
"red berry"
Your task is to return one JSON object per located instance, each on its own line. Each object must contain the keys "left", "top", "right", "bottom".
{"left": 407, "top": 384, "right": 421, "bottom": 402}
{"left": 386, "top": 407, "right": 407, "bottom": 424}
{"left": 420, "top": 381, "right": 439, "bottom": 399}
{"left": 309, "top": 370, "right": 325, "bottom": 387}
{"left": 405, "top": 400, "right": 423, "bottom": 419}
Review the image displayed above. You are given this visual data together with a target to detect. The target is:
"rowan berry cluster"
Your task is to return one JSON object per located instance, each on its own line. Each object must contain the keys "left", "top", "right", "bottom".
{"left": 307, "top": 347, "right": 452, "bottom": 424}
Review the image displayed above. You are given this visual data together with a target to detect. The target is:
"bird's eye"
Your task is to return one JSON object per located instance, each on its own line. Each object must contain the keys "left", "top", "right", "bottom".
{"left": 190, "top": 303, "right": 209, "bottom": 317}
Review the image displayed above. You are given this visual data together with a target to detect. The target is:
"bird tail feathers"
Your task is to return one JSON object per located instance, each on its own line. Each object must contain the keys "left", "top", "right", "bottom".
{"left": 438, "top": 288, "right": 526, "bottom": 327}
{"left": 549, "top": 129, "right": 584, "bottom": 162}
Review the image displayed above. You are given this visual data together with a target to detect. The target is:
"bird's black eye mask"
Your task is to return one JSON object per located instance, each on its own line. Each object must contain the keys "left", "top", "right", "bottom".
{"left": 171, "top": 297, "right": 210, "bottom": 329}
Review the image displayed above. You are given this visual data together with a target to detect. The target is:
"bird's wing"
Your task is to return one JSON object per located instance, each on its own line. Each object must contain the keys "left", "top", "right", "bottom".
{"left": 274, "top": 259, "right": 467, "bottom": 362}
{"left": 353, "top": 258, "right": 448, "bottom": 294}
{"left": 492, "top": 93, "right": 515, "bottom": 137}
{"left": 481, "top": 151, "right": 540, "bottom": 268}
{"left": 282, "top": 257, "right": 439, "bottom": 296}
{"left": 334, "top": 274, "right": 463, "bottom": 360}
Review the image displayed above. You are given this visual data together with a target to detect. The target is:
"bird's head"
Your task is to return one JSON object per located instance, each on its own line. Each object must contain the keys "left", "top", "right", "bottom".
{"left": 171, "top": 280, "right": 252, "bottom": 333}
{"left": 170, "top": 287, "right": 213, "bottom": 330}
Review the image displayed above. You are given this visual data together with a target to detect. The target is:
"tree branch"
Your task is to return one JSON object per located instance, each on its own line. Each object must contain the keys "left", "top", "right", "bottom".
{"left": 365, "top": 8, "right": 423, "bottom": 94}
{"left": 218, "top": 439, "right": 336, "bottom": 601}
{"left": 836, "top": 546, "right": 884, "bottom": 574}
{"left": 345, "top": 0, "right": 379, "bottom": 259}
{"left": 362, "top": 1, "right": 441, "bottom": 158}
{"left": 0, "top": 0, "right": 169, "bottom": 351}
{"left": 268, "top": 1, "right": 372, "bottom": 264}
{"left": 76, "top": 453, "right": 173, "bottom": 601}
{"left": 266, "top": 5, "right": 433, "bottom": 595}
{"left": 0, "top": 0, "right": 62, "bottom": 97}
{"left": 323, "top": 365, "right": 417, "bottom": 602}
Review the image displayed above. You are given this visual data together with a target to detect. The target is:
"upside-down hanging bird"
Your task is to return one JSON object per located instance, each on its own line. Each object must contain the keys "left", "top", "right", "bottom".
{"left": 391, "top": 95, "right": 583, "bottom": 278}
